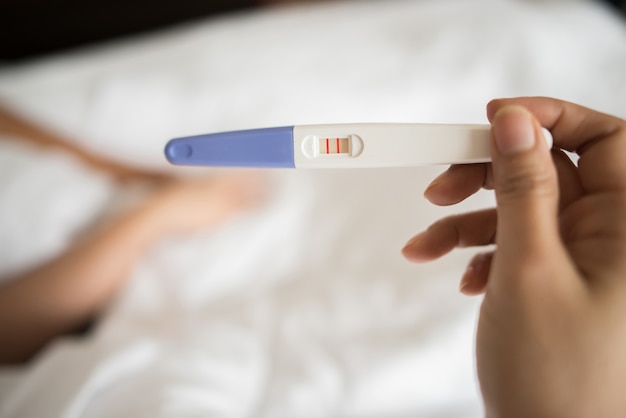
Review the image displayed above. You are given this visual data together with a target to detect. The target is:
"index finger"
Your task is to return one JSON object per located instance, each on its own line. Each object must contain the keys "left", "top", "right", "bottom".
{"left": 487, "top": 97, "right": 626, "bottom": 193}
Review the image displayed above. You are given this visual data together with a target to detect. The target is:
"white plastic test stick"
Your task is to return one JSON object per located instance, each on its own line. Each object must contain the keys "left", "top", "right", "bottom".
{"left": 165, "top": 123, "right": 553, "bottom": 168}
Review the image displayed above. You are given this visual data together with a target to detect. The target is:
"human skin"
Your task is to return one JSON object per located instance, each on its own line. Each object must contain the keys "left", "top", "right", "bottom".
{"left": 0, "top": 106, "right": 262, "bottom": 364}
{"left": 402, "top": 97, "right": 626, "bottom": 418}
{"left": 0, "top": 104, "right": 171, "bottom": 183}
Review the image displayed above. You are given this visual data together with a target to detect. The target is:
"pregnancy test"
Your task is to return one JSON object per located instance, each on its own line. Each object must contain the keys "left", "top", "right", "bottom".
{"left": 164, "top": 124, "right": 553, "bottom": 168}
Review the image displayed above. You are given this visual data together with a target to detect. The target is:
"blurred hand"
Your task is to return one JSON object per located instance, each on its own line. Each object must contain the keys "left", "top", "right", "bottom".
{"left": 143, "top": 172, "right": 266, "bottom": 236}
{"left": 402, "top": 97, "right": 626, "bottom": 417}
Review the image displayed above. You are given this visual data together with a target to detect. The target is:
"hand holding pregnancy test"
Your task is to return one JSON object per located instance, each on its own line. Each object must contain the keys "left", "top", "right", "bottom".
{"left": 403, "top": 98, "right": 626, "bottom": 418}
{"left": 164, "top": 123, "right": 553, "bottom": 168}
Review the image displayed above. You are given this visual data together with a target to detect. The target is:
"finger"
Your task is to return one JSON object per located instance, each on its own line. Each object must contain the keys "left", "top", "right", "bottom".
{"left": 459, "top": 252, "right": 493, "bottom": 296}
{"left": 488, "top": 97, "right": 626, "bottom": 193}
{"left": 552, "top": 148, "right": 584, "bottom": 212}
{"left": 487, "top": 97, "right": 623, "bottom": 152}
{"left": 402, "top": 209, "right": 496, "bottom": 263}
{"left": 425, "top": 149, "right": 579, "bottom": 211}
{"left": 489, "top": 105, "right": 562, "bottom": 267}
{"left": 424, "top": 163, "right": 489, "bottom": 206}
{"left": 484, "top": 164, "right": 495, "bottom": 190}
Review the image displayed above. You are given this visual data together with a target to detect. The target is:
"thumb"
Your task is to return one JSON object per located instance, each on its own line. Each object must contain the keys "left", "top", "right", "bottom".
{"left": 491, "top": 105, "right": 560, "bottom": 266}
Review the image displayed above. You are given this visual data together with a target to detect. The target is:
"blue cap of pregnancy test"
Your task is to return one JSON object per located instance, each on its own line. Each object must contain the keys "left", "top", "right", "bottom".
{"left": 165, "top": 126, "right": 295, "bottom": 168}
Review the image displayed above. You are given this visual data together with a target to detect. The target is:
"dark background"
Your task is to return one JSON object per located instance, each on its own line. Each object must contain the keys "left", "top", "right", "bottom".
{"left": 1, "top": 0, "right": 624, "bottom": 62}
{"left": 0, "top": 0, "right": 257, "bottom": 61}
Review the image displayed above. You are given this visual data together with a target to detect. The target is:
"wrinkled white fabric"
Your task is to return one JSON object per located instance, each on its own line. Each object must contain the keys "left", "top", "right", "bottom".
{"left": 0, "top": 0, "right": 625, "bottom": 417}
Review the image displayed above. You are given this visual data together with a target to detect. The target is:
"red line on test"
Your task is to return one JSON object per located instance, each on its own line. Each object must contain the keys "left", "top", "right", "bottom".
{"left": 336, "top": 137, "right": 340, "bottom": 153}
{"left": 325, "top": 138, "right": 329, "bottom": 154}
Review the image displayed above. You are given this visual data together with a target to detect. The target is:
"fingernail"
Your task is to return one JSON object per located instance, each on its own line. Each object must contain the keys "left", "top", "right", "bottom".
{"left": 459, "top": 252, "right": 492, "bottom": 295}
{"left": 424, "top": 173, "right": 444, "bottom": 199}
{"left": 402, "top": 232, "right": 422, "bottom": 252}
{"left": 402, "top": 232, "right": 426, "bottom": 261}
{"left": 459, "top": 266, "right": 473, "bottom": 294}
{"left": 493, "top": 106, "right": 536, "bottom": 155}
{"left": 423, "top": 183, "right": 437, "bottom": 201}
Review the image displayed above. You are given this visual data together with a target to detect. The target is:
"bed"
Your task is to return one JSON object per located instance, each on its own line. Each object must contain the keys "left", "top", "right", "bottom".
{"left": 1, "top": 0, "right": 625, "bottom": 416}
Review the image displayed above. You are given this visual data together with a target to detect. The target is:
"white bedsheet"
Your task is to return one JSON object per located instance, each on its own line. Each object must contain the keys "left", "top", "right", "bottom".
{"left": 0, "top": 0, "right": 625, "bottom": 416}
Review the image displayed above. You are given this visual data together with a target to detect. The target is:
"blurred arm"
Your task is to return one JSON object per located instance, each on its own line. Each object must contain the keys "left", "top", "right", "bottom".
{"left": 0, "top": 173, "right": 260, "bottom": 364}
{"left": 0, "top": 200, "right": 169, "bottom": 364}
{"left": 0, "top": 104, "right": 168, "bottom": 183}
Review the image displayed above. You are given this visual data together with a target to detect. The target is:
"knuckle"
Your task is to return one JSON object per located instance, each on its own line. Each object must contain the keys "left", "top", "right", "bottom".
{"left": 496, "top": 162, "right": 556, "bottom": 202}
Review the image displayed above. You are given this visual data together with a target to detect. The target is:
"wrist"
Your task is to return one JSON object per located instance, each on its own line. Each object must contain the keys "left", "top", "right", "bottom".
{"left": 126, "top": 196, "right": 179, "bottom": 240}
